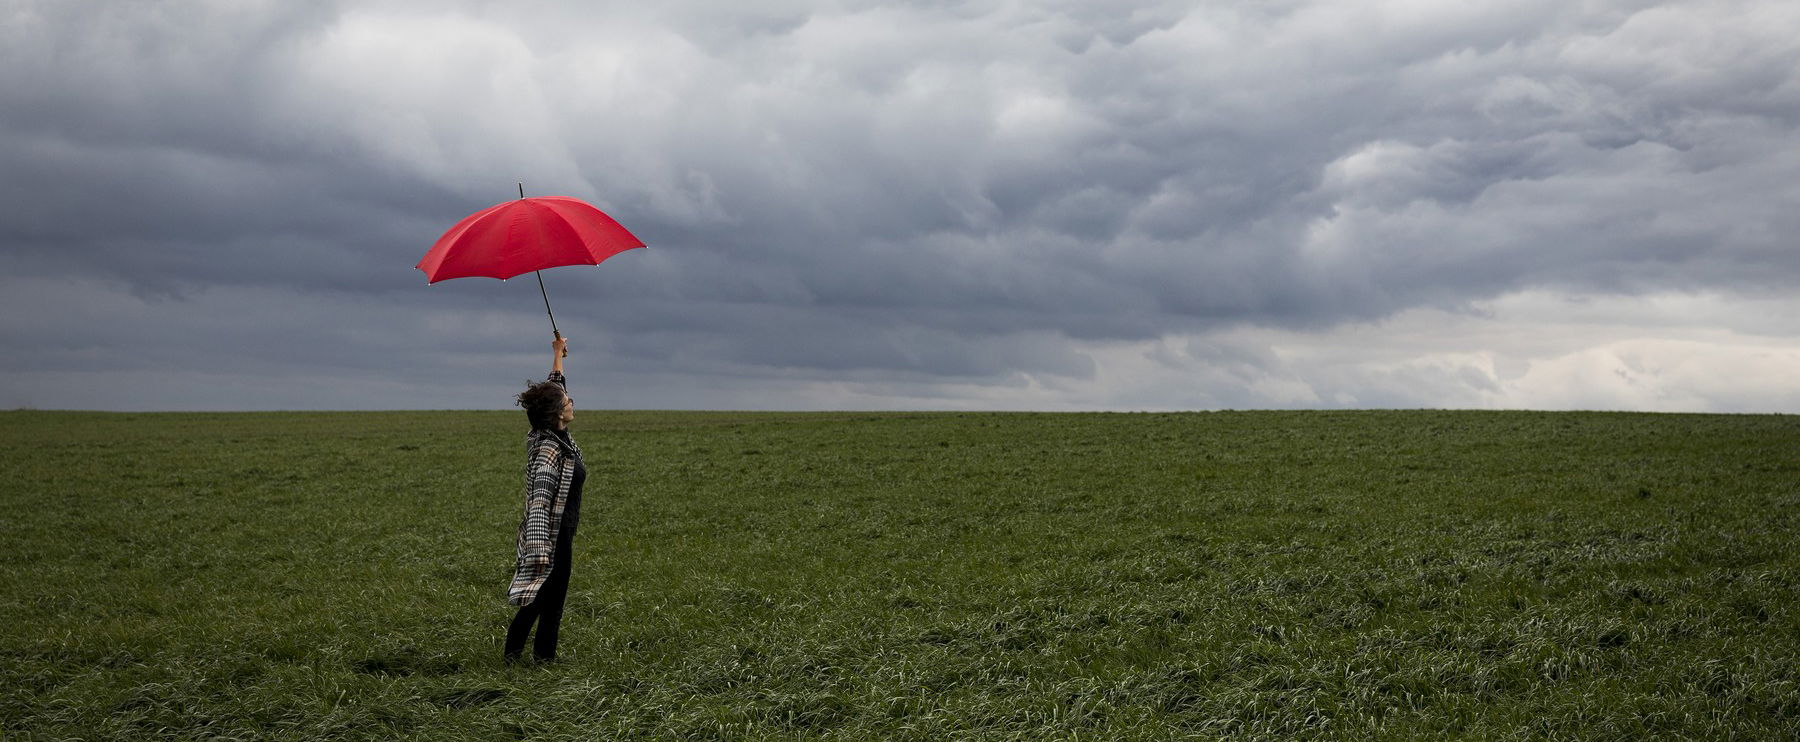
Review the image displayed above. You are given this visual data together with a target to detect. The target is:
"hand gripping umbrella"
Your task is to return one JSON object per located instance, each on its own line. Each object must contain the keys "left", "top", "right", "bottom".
{"left": 417, "top": 185, "right": 645, "bottom": 356}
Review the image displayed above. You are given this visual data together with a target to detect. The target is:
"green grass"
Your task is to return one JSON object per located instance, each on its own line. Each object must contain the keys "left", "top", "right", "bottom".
{"left": 1, "top": 409, "right": 1796, "bottom": 740}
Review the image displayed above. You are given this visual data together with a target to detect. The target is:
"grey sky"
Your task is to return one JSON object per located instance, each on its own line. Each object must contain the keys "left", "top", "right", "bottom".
{"left": 3, "top": 0, "right": 1797, "bottom": 411}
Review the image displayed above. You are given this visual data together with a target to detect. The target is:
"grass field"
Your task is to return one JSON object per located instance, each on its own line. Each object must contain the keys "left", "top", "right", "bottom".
{"left": 1, "top": 409, "right": 1796, "bottom": 740}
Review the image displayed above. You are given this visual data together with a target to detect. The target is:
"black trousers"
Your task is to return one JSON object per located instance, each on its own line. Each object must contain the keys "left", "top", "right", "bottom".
{"left": 504, "top": 531, "right": 574, "bottom": 661}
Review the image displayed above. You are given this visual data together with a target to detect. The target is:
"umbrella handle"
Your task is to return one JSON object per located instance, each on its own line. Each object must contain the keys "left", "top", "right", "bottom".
{"left": 534, "top": 269, "right": 567, "bottom": 357}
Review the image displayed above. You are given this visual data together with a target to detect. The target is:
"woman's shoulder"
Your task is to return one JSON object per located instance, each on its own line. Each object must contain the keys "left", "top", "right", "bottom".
{"left": 525, "top": 429, "right": 577, "bottom": 456}
{"left": 525, "top": 430, "right": 559, "bottom": 452}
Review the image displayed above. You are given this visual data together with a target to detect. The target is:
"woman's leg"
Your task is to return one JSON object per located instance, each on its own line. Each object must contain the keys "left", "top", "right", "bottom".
{"left": 531, "top": 553, "right": 573, "bottom": 660}
{"left": 504, "top": 601, "right": 539, "bottom": 662}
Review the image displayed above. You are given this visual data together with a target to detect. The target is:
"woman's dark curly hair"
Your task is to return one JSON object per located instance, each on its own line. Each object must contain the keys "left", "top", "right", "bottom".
{"left": 516, "top": 380, "right": 566, "bottom": 430}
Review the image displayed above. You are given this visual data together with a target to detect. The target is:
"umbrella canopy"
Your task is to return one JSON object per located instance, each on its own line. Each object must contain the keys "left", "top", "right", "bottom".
{"left": 416, "top": 196, "right": 645, "bottom": 283}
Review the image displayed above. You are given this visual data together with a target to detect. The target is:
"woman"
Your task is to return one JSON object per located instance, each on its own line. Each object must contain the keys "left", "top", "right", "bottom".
{"left": 504, "top": 335, "right": 586, "bottom": 663}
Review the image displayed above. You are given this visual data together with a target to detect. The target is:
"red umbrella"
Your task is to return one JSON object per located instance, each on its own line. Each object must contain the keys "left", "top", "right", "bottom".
{"left": 418, "top": 186, "right": 645, "bottom": 355}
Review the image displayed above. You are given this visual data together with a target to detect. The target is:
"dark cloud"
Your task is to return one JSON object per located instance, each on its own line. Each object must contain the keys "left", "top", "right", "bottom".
{"left": 2, "top": 0, "right": 1797, "bottom": 410}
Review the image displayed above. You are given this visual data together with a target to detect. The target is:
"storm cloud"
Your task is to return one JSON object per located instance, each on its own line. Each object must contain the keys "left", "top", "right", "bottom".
{"left": 3, "top": 0, "right": 1797, "bottom": 411}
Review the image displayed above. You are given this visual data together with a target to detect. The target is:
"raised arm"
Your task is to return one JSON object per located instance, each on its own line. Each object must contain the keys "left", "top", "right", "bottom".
{"left": 551, "top": 335, "right": 567, "bottom": 377}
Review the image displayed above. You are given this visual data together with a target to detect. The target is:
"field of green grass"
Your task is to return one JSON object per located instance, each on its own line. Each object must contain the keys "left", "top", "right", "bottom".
{"left": 1, "top": 409, "right": 1796, "bottom": 740}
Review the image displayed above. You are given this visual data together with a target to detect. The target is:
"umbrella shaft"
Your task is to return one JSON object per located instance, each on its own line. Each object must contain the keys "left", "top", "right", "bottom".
{"left": 521, "top": 186, "right": 559, "bottom": 338}
{"left": 535, "top": 270, "right": 560, "bottom": 336}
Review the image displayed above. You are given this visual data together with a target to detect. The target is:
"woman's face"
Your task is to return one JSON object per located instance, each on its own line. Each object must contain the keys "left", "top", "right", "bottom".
{"left": 558, "top": 392, "right": 575, "bottom": 428}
